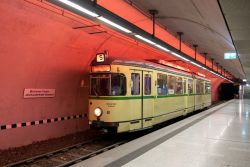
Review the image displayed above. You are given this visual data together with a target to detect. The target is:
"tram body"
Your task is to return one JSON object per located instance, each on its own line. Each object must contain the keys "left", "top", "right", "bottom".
{"left": 89, "top": 56, "right": 211, "bottom": 133}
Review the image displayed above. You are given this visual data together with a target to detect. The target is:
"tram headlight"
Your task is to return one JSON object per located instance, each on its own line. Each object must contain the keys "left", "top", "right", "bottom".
{"left": 94, "top": 107, "right": 102, "bottom": 117}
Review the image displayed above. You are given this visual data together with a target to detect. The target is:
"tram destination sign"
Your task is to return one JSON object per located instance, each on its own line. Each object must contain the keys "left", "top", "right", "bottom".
{"left": 24, "top": 88, "right": 56, "bottom": 98}
{"left": 96, "top": 53, "right": 105, "bottom": 62}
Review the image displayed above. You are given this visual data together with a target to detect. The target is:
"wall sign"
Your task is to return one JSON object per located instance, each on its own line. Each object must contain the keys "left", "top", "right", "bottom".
{"left": 224, "top": 52, "right": 236, "bottom": 59}
{"left": 24, "top": 88, "right": 56, "bottom": 98}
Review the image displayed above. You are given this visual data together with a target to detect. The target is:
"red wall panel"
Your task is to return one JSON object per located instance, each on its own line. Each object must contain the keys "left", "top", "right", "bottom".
{"left": 0, "top": 0, "right": 226, "bottom": 149}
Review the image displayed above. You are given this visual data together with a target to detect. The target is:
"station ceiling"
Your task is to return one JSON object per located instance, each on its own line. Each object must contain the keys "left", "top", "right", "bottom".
{"left": 127, "top": 0, "right": 246, "bottom": 80}
{"left": 219, "top": 0, "right": 250, "bottom": 81}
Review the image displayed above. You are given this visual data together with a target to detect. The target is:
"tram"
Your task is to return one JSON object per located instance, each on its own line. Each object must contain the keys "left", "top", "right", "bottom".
{"left": 88, "top": 53, "right": 211, "bottom": 133}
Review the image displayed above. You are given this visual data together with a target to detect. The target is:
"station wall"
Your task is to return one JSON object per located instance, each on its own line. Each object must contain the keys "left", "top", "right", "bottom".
{"left": 0, "top": 0, "right": 225, "bottom": 149}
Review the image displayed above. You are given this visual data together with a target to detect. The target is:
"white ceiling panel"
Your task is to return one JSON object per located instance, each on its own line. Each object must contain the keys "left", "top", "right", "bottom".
{"left": 220, "top": 0, "right": 250, "bottom": 80}
{"left": 128, "top": 0, "right": 245, "bottom": 78}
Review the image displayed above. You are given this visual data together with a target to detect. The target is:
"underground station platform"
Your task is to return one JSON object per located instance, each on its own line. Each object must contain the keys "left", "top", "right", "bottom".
{"left": 73, "top": 100, "right": 250, "bottom": 167}
{"left": 1, "top": 0, "right": 250, "bottom": 167}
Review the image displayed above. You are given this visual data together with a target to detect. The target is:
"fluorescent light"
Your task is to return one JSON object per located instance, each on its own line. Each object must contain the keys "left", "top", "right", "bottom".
{"left": 155, "top": 44, "right": 170, "bottom": 52}
{"left": 190, "top": 61, "right": 202, "bottom": 68}
{"left": 98, "top": 16, "right": 132, "bottom": 33}
{"left": 190, "top": 61, "right": 208, "bottom": 71}
{"left": 208, "top": 70, "right": 233, "bottom": 82}
{"left": 57, "top": 0, "right": 99, "bottom": 17}
{"left": 171, "top": 52, "right": 190, "bottom": 62}
{"left": 135, "top": 35, "right": 156, "bottom": 45}
{"left": 179, "top": 57, "right": 190, "bottom": 62}
{"left": 243, "top": 79, "right": 247, "bottom": 82}
{"left": 171, "top": 52, "right": 181, "bottom": 58}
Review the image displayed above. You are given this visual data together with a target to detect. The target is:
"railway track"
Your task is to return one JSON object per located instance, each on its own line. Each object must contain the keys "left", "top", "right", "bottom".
{"left": 5, "top": 102, "right": 223, "bottom": 167}
{"left": 5, "top": 136, "right": 127, "bottom": 167}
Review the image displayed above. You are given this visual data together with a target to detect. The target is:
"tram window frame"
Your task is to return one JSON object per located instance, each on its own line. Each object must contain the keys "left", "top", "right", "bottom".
{"left": 144, "top": 74, "right": 152, "bottom": 95}
{"left": 111, "top": 74, "right": 127, "bottom": 96}
{"left": 90, "top": 73, "right": 111, "bottom": 96}
{"left": 205, "top": 82, "right": 211, "bottom": 94}
{"left": 157, "top": 73, "right": 168, "bottom": 95}
{"left": 183, "top": 79, "right": 187, "bottom": 94}
{"left": 167, "top": 75, "right": 176, "bottom": 95}
{"left": 188, "top": 79, "right": 194, "bottom": 94}
{"left": 201, "top": 81, "right": 204, "bottom": 94}
{"left": 176, "top": 77, "right": 183, "bottom": 94}
{"left": 90, "top": 73, "right": 127, "bottom": 96}
{"left": 131, "top": 73, "right": 140, "bottom": 95}
{"left": 196, "top": 80, "right": 204, "bottom": 94}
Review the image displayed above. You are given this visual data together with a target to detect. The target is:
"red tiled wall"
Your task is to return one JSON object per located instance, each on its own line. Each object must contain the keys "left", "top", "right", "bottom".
{"left": 0, "top": 0, "right": 225, "bottom": 149}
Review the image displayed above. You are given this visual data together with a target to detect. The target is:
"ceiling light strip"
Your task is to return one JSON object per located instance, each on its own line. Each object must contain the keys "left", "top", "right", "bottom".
{"left": 98, "top": 16, "right": 132, "bottom": 33}
{"left": 54, "top": 0, "right": 233, "bottom": 83}
{"left": 191, "top": 61, "right": 202, "bottom": 68}
{"left": 130, "top": 33, "right": 232, "bottom": 82}
{"left": 155, "top": 44, "right": 170, "bottom": 52}
{"left": 135, "top": 35, "right": 156, "bottom": 45}
{"left": 57, "top": 0, "right": 99, "bottom": 17}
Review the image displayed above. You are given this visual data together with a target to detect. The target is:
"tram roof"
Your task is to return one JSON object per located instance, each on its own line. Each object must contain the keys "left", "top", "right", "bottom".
{"left": 92, "top": 58, "right": 210, "bottom": 82}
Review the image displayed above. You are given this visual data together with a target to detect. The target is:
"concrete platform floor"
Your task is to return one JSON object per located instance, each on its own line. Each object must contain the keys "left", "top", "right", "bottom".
{"left": 73, "top": 99, "right": 250, "bottom": 167}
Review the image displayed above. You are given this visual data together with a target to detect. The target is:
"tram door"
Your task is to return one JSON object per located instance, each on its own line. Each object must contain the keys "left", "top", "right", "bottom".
{"left": 130, "top": 70, "right": 153, "bottom": 130}
{"left": 130, "top": 70, "right": 143, "bottom": 131}
{"left": 143, "top": 71, "right": 154, "bottom": 129}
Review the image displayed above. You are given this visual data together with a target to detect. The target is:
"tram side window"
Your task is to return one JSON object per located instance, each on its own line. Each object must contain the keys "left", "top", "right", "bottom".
{"left": 157, "top": 73, "right": 168, "bottom": 95}
{"left": 201, "top": 81, "right": 204, "bottom": 94}
{"left": 183, "top": 79, "right": 187, "bottom": 94}
{"left": 167, "top": 75, "right": 176, "bottom": 94}
{"left": 196, "top": 80, "right": 201, "bottom": 94}
{"left": 176, "top": 77, "right": 183, "bottom": 94}
{"left": 196, "top": 80, "right": 204, "bottom": 94}
{"left": 144, "top": 74, "right": 151, "bottom": 95}
{"left": 131, "top": 73, "right": 140, "bottom": 95}
{"left": 111, "top": 74, "right": 126, "bottom": 96}
{"left": 205, "top": 82, "right": 211, "bottom": 93}
{"left": 188, "top": 79, "right": 194, "bottom": 94}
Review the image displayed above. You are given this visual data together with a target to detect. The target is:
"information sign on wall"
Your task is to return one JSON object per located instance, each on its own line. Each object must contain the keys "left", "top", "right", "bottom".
{"left": 224, "top": 52, "right": 236, "bottom": 59}
{"left": 24, "top": 89, "right": 56, "bottom": 98}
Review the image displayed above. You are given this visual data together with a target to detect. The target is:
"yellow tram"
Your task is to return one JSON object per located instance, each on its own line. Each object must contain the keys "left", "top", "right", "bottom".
{"left": 89, "top": 53, "right": 211, "bottom": 133}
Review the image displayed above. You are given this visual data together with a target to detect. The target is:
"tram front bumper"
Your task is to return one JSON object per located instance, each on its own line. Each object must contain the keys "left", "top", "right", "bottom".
{"left": 89, "top": 120, "right": 119, "bottom": 128}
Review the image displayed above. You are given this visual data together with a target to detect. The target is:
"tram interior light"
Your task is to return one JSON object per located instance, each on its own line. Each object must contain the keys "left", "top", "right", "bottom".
{"left": 98, "top": 16, "right": 132, "bottom": 33}
{"left": 57, "top": 0, "right": 99, "bottom": 17}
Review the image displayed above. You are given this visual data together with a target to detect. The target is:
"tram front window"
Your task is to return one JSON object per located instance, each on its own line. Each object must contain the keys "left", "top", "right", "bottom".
{"left": 90, "top": 73, "right": 126, "bottom": 96}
